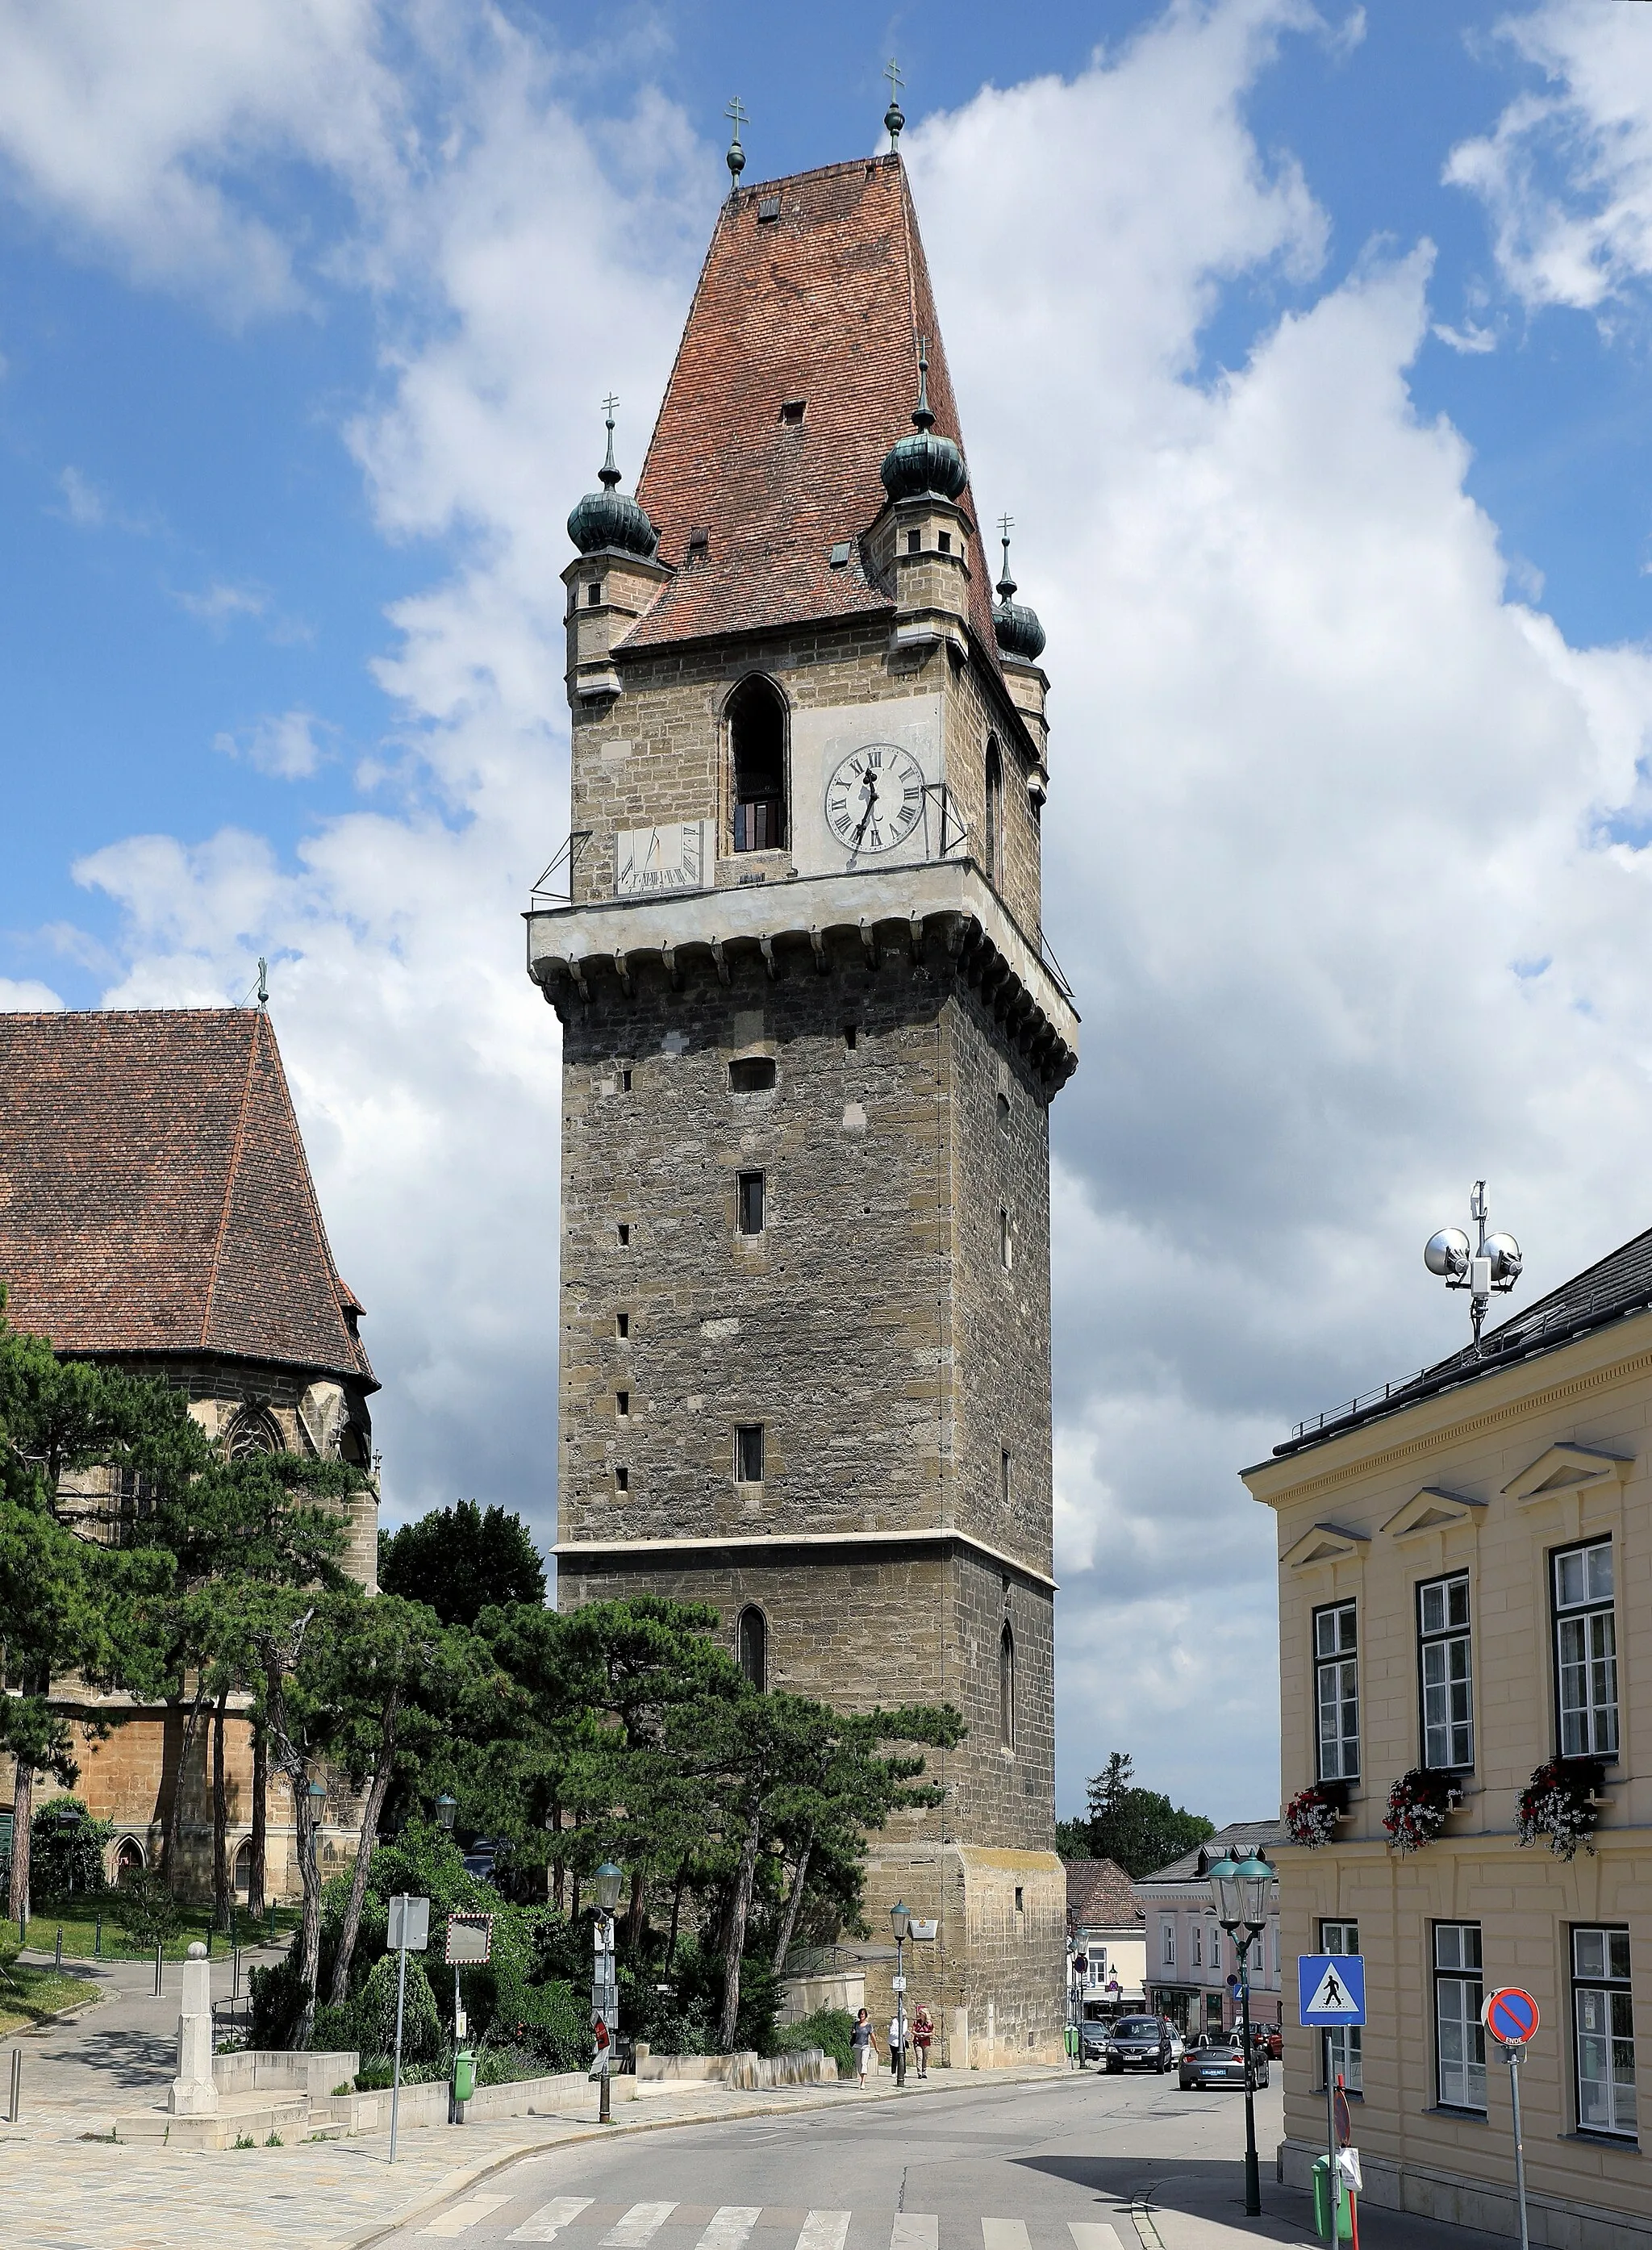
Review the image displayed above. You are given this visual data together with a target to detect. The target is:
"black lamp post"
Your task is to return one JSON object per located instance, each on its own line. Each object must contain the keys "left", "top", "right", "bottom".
{"left": 594, "top": 1860, "right": 624, "bottom": 2123}
{"left": 890, "top": 1900, "right": 911, "bottom": 2086}
{"left": 1208, "top": 1849, "right": 1273, "bottom": 2219}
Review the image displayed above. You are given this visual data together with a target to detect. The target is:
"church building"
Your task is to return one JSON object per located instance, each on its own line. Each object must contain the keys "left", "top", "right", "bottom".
{"left": 0, "top": 1007, "right": 378, "bottom": 1901}
{"left": 528, "top": 123, "right": 1078, "bottom": 2060}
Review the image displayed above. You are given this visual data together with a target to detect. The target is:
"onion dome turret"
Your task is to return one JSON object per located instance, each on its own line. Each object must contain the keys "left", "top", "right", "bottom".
{"left": 880, "top": 337, "right": 968, "bottom": 504}
{"left": 992, "top": 521, "right": 1045, "bottom": 663}
{"left": 567, "top": 403, "right": 658, "bottom": 559}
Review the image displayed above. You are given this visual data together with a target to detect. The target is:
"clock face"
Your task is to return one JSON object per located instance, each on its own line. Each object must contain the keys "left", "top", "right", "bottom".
{"left": 824, "top": 743, "right": 926, "bottom": 855}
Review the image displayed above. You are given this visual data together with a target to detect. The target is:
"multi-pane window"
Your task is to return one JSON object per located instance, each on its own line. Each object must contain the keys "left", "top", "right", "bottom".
{"left": 1320, "top": 1919, "right": 1362, "bottom": 2092}
{"left": 1573, "top": 1928, "right": 1636, "bottom": 2139}
{"left": 1419, "top": 1572, "right": 1474, "bottom": 1771}
{"left": 1554, "top": 1541, "right": 1620, "bottom": 1759}
{"left": 1208, "top": 1923, "right": 1222, "bottom": 1981}
{"left": 1192, "top": 1922, "right": 1203, "bottom": 1969}
{"left": 1434, "top": 1923, "right": 1486, "bottom": 2112}
{"left": 1314, "top": 1601, "right": 1359, "bottom": 1782}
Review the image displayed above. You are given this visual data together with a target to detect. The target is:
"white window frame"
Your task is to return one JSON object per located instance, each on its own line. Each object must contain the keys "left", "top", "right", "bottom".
{"left": 1162, "top": 1918, "right": 1175, "bottom": 1969}
{"left": 1419, "top": 1571, "right": 1474, "bottom": 1772}
{"left": 1554, "top": 1539, "right": 1620, "bottom": 1760}
{"left": 1573, "top": 1926, "right": 1636, "bottom": 2140}
{"left": 1314, "top": 1600, "right": 1359, "bottom": 1782}
{"left": 1434, "top": 1922, "right": 1486, "bottom": 2113}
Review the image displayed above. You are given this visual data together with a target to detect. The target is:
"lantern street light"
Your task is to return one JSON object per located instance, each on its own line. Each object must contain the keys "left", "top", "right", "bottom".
{"left": 593, "top": 1861, "right": 624, "bottom": 2123}
{"left": 435, "top": 1793, "right": 458, "bottom": 1832}
{"left": 890, "top": 1900, "right": 912, "bottom": 2087}
{"left": 1208, "top": 1849, "right": 1274, "bottom": 2219}
{"left": 1425, "top": 1179, "right": 1521, "bottom": 1350}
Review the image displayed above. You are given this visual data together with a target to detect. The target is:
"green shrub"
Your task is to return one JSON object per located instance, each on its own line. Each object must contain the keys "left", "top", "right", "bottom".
{"left": 311, "top": 2002, "right": 357, "bottom": 2054}
{"left": 248, "top": 1951, "right": 306, "bottom": 2048}
{"left": 353, "top": 2054, "right": 448, "bottom": 2089}
{"left": 356, "top": 1954, "right": 442, "bottom": 2064}
{"left": 113, "top": 1872, "right": 181, "bottom": 1950}
{"left": 490, "top": 1973, "right": 586, "bottom": 2071}
{"left": 774, "top": 2008, "right": 855, "bottom": 2077}
{"left": 29, "top": 1798, "right": 113, "bottom": 1903}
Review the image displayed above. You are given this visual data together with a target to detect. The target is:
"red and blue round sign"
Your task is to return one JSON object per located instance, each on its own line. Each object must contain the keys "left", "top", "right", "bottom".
{"left": 1482, "top": 1988, "right": 1540, "bottom": 2047}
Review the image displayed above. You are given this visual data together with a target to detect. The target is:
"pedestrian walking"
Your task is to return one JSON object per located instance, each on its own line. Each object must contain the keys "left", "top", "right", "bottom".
{"left": 912, "top": 2003, "right": 932, "bottom": 2079}
{"left": 887, "top": 2012, "right": 905, "bottom": 2076}
{"left": 851, "top": 2006, "right": 874, "bottom": 2087}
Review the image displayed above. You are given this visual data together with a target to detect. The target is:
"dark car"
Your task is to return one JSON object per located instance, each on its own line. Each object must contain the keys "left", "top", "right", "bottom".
{"left": 1179, "top": 2032, "right": 1269, "bottom": 2091}
{"left": 1096, "top": 2014, "right": 1174, "bottom": 2073}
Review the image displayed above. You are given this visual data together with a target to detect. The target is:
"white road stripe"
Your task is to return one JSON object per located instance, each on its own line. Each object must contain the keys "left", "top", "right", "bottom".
{"left": 796, "top": 2212, "right": 851, "bottom": 2250}
{"left": 695, "top": 2210, "right": 761, "bottom": 2250}
{"left": 510, "top": 2198, "right": 597, "bottom": 2242}
{"left": 891, "top": 2219, "right": 939, "bottom": 2250}
{"left": 423, "top": 2194, "right": 511, "bottom": 2237}
{"left": 982, "top": 2225, "right": 1030, "bottom": 2250}
{"left": 1067, "top": 2227, "right": 1124, "bottom": 2250}
{"left": 603, "top": 2206, "right": 678, "bottom": 2248}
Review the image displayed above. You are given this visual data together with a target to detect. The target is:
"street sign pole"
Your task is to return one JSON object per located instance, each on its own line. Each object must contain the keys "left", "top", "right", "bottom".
{"left": 1324, "top": 2032, "right": 1339, "bottom": 2243}
{"left": 1507, "top": 2047, "right": 1530, "bottom": 2250}
{"left": 386, "top": 1894, "right": 431, "bottom": 2168}
{"left": 1482, "top": 1986, "right": 1539, "bottom": 2250}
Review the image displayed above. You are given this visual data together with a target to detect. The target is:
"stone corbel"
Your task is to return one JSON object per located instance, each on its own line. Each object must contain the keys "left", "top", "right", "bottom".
{"left": 613, "top": 949, "right": 633, "bottom": 997}
{"left": 759, "top": 933, "right": 778, "bottom": 981}
{"left": 809, "top": 925, "right": 828, "bottom": 975}
{"left": 859, "top": 916, "right": 878, "bottom": 970}
{"left": 710, "top": 937, "right": 731, "bottom": 987}
{"left": 661, "top": 943, "right": 682, "bottom": 993}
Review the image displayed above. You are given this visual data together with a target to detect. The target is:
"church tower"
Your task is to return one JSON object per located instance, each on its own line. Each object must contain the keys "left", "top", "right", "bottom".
{"left": 528, "top": 141, "right": 1078, "bottom": 2063}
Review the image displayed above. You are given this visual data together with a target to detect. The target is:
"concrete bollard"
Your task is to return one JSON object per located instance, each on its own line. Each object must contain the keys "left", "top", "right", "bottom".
{"left": 9, "top": 2048, "right": 19, "bottom": 2125}
{"left": 168, "top": 1942, "right": 218, "bottom": 2116}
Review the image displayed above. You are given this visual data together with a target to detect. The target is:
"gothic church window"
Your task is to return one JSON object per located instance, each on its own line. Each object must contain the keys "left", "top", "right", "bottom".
{"left": 729, "top": 675, "right": 787, "bottom": 852}
{"left": 985, "top": 738, "right": 1004, "bottom": 889}
{"left": 226, "top": 1407, "right": 282, "bottom": 1459}
{"left": 738, "top": 1605, "right": 767, "bottom": 1689}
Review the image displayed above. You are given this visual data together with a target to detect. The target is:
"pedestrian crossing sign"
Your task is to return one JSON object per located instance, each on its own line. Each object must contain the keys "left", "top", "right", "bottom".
{"left": 1299, "top": 1952, "right": 1366, "bottom": 2026}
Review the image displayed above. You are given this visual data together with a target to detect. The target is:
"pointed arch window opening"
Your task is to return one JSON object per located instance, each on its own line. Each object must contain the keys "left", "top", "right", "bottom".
{"left": 984, "top": 738, "right": 1004, "bottom": 891}
{"left": 738, "top": 1605, "right": 768, "bottom": 1691}
{"left": 729, "top": 676, "right": 788, "bottom": 853}
{"left": 999, "top": 1620, "right": 1016, "bottom": 1752}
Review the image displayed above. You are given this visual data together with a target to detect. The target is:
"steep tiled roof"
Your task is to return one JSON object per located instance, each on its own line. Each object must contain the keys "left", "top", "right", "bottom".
{"left": 1065, "top": 1857, "right": 1142, "bottom": 1931}
{"left": 1272, "top": 1224, "right": 1652, "bottom": 1459}
{"left": 622, "top": 155, "right": 1002, "bottom": 665}
{"left": 1135, "top": 1817, "right": 1283, "bottom": 1888}
{"left": 0, "top": 1009, "right": 374, "bottom": 1387}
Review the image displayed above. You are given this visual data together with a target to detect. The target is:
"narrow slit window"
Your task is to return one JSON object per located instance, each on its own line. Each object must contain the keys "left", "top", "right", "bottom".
{"left": 616, "top": 1222, "right": 630, "bottom": 1246}
{"left": 734, "top": 1424, "right": 765, "bottom": 1484}
{"left": 614, "top": 1466, "right": 628, "bottom": 1492}
{"left": 615, "top": 1313, "right": 629, "bottom": 1338}
{"left": 621, "top": 1068, "right": 632, "bottom": 1092}
{"left": 906, "top": 528, "right": 921, "bottom": 555}
{"left": 1000, "top": 1448, "right": 1012, "bottom": 1509}
{"left": 999, "top": 1621, "right": 1016, "bottom": 1751}
{"left": 586, "top": 581, "right": 601, "bottom": 607}
{"left": 615, "top": 1391, "right": 629, "bottom": 1418}
{"left": 737, "top": 1171, "right": 765, "bottom": 1236}
{"left": 738, "top": 1605, "right": 767, "bottom": 1689}
{"left": 985, "top": 738, "right": 1004, "bottom": 889}
{"left": 999, "top": 1207, "right": 1012, "bottom": 1271}
{"left": 844, "top": 1024, "right": 857, "bottom": 1050}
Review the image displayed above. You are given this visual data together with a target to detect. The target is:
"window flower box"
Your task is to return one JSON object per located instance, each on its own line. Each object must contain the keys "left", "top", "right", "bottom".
{"left": 1285, "top": 1782, "right": 1348, "bottom": 1850}
{"left": 1382, "top": 1768, "right": 1462, "bottom": 1856}
{"left": 1516, "top": 1756, "right": 1606, "bottom": 1862}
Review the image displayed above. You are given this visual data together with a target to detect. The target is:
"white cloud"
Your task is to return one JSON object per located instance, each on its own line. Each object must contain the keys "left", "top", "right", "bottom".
{"left": 0, "top": 977, "right": 63, "bottom": 1010}
{"left": 1446, "top": 1, "right": 1652, "bottom": 311}
{"left": 56, "top": 465, "right": 109, "bottom": 526}
{"left": 20, "top": 0, "right": 1652, "bottom": 1833}
{"left": 214, "top": 709, "right": 333, "bottom": 780}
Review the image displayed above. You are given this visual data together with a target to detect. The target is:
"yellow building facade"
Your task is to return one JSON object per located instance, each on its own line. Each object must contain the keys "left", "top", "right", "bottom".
{"left": 1244, "top": 1238, "right": 1652, "bottom": 2248}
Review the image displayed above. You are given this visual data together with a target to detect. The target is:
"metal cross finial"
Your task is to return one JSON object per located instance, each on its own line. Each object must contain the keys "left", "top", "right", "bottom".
{"left": 256, "top": 957, "right": 269, "bottom": 1011}
{"left": 725, "top": 95, "right": 748, "bottom": 187}
{"left": 884, "top": 59, "right": 906, "bottom": 153}
{"left": 599, "top": 395, "right": 620, "bottom": 489}
{"left": 911, "top": 334, "right": 933, "bottom": 432}
{"left": 996, "top": 515, "right": 1016, "bottom": 601}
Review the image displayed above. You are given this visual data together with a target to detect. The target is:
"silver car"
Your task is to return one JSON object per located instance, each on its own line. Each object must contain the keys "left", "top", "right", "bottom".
{"left": 1179, "top": 2032, "right": 1267, "bottom": 2091}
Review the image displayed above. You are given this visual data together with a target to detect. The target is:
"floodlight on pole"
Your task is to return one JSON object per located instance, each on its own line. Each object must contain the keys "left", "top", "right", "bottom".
{"left": 1425, "top": 1179, "right": 1521, "bottom": 1350}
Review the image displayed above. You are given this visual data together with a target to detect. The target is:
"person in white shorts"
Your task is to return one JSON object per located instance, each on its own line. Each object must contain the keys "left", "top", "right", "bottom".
{"left": 851, "top": 2006, "right": 874, "bottom": 2085}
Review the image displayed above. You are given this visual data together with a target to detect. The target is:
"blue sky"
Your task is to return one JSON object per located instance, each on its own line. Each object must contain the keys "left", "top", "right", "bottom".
{"left": 6, "top": 0, "right": 1652, "bottom": 1822}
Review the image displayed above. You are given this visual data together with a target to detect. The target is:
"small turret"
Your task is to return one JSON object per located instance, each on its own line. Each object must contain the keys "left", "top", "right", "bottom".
{"left": 992, "top": 523, "right": 1045, "bottom": 663}
{"left": 567, "top": 404, "right": 658, "bottom": 560}
{"left": 880, "top": 339, "right": 968, "bottom": 504}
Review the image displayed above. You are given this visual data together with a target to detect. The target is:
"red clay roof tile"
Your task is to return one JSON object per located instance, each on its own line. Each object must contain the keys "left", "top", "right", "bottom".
{"left": 0, "top": 1008, "right": 374, "bottom": 1387}
{"left": 620, "top": 155, "right": 1002, "bottom": 665}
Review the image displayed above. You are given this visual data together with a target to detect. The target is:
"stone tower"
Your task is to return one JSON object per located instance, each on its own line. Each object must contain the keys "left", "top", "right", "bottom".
{"left": 528, "top": 150, "right": 1078, "bottom": 2063}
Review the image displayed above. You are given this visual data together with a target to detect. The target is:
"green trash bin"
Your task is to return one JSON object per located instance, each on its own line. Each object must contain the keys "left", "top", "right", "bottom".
{"left": 1311, "top": 2157, "right": 1353, "bottom": 2242}
{"left": 453, "top": 2050, "right": 477, "bottom": 2105}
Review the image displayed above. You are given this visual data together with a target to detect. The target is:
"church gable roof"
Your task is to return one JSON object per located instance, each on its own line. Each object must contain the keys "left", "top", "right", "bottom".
{"left": 622, "top": 155, "right": 1002, "bottom": 663}
{"left": 0, "top": 1008, "right": 374, "bottom": 1388}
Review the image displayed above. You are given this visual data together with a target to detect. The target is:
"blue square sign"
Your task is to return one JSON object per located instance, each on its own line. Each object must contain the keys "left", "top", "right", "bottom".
{"left": 1299, "top": 1952, "right": 1366, "bottom": 2027}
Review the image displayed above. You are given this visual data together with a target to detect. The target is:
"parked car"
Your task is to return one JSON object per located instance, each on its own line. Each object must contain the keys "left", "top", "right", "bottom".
{"left": 1258, "top": 2023, "right": 1283, "bottom": 2060}
{"left": 1166, "top": 2025, "right": 1187, "bottom": 2062}
{"left": 1179, "top": 2033, "right": 1269, "bottom": 2091}
{"left": 1096, "top": 2014, "right": 1174, "bottom": 2073}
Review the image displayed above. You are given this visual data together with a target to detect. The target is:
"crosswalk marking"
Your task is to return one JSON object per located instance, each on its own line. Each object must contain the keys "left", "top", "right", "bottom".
{"left": 603, "top": 2206, "right": 678, "bottom": 2248}
{"left": 891, "top": 2219, "right": 939, "bottom": 2250}
{"left": 1067, "top": 2228, "right": 1123, "bottom": 2250}
{"left": 510, "top": 2198, "right": 597, "bottom": 2243}
{"left": 982, "top": 2225, "right": 1029, "bottom": 2250}
{"left": 695, "top": 2212, "right": 761, "bottom": 2250}
{"left": 795, "top": 2213, "right": 851, "bottom": 2250}
{"left": 422, "top": 2194, "right": 510, "bottom": 2237}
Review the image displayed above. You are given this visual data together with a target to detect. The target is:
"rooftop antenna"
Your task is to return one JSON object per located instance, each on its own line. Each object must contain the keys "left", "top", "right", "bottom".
{"left": 724, "top": 95, "right": 748, "bottom": 188}
{"left": 600, "top": 394, "right": 620, "bottom": 488}
{"left": 997, "top": 512, "right": 1016, "bottom": 600}
{"left": 884, "top": 58, "right": 905, "bottom": 152}
{"left": 1425, "top": 1179, "right": 1522, "bottom": 1350}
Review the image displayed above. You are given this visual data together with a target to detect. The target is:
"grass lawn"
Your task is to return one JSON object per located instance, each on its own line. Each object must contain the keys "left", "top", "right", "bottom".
{"left": 19, "top": 1901, "right": 301, "bottom": 1964}
{"left": 0, "top": 1960, "right": 102, "bottom": 2035}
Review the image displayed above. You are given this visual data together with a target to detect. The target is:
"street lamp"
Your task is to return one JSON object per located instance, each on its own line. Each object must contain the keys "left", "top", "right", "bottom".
{"left": 1208, "top": 1849, "right": 1273, "bottom": 2219}
{"left": 593, "top": 1861, "right": 624, "bottom": 2123}
{"left": 890, "top": 1900, "right": 911, "bottom": 2087}
{"left": 435, "top": 1793, "right": 457, "bottom": 1832}
{"left": 1425, "top": 1179, "right": 1521, "bottom": 1350}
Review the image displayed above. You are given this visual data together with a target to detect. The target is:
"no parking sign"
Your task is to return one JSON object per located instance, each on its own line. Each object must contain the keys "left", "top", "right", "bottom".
{"left": 1483, "top": 1987, "right": 1540, "bottom": 2049}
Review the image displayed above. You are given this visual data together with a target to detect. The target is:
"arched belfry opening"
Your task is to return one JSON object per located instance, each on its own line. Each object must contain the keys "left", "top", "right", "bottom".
{"left": 984, "top": 738, "right": 1004, "bottom": 890}
{"left": 729, "top": 676, "right": 787, "bottom": 853}
{"left": 737, "top": 1604, "right": 767, "bottom": 1690}
{"left": 999, "top": 1620, "right": 1016, "bottom": 1751}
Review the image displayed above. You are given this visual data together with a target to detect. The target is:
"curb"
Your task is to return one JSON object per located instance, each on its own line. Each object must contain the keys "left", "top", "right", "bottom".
{"left": 344, "top": 2065, "right": 1076, "bottom": 2250}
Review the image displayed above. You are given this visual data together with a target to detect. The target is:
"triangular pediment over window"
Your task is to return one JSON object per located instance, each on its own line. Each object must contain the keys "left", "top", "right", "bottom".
{"left": 1283, "top": 1522, "right": 1370, "bottom": 1570}
{"left": 1382, "top": 1488, "right": 1487, "bottom": 1541}
{"left": 1503, "top": 1444, "right": 1631, "bottom": 1508}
